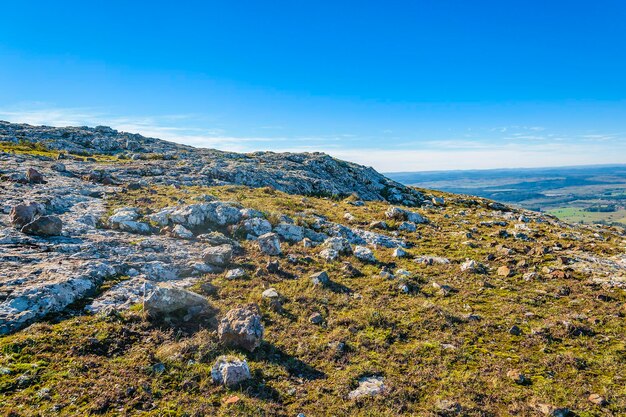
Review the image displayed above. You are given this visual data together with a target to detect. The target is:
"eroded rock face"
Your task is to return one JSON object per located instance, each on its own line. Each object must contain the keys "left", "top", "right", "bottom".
{"left": 217, "top": 306, "right": 264, "bottom": 352}
{"left": 211, "top": 356, "right": 251, "bottom": 387}
{"left": 0, "top": 121, "right": 425, "bottom": 205}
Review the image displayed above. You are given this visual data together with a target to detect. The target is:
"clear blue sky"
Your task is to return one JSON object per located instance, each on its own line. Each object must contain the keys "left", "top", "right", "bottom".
{"left": 1, "top": 1, "right": 625, "bottom": 171}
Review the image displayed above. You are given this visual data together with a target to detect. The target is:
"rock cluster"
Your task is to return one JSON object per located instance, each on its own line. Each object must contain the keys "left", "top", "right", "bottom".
{"left": 0, "top": 121, "right": 425, "bottom": 205}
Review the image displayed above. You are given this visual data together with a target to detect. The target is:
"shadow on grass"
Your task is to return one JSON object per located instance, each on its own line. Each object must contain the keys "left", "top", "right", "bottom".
{"left": 253, "top": 342, "right": 326, "bottom": 381}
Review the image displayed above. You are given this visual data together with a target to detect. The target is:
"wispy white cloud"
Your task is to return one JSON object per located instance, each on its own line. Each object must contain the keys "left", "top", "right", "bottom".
{"left": 1, "top": 105, "right": 624, "bottom": 172}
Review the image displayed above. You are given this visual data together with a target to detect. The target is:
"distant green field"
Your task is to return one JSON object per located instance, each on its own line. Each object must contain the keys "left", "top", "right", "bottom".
{"left": 548, "top": 207, "right": 626, "bottom": 226}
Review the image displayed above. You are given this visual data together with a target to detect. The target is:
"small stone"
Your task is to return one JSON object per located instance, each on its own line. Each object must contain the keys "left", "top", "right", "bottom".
{"left": 223, "top": 395, "right": 240, "bottom": 405}
{"left": 10, "top": 203, "right": 44, "bottom": 227}
{"left": 523, "top": 272, "right": 539, "bottom": 281}
{"left": 26, "top": 168, "right": 45, "bottom": 183}
{"left": 393, "top": 247, "right": 409, "bottom": 258}
{"left": 342, "top": 262, "right": 362, "bottom": 277}
{"left": 435, "top": 399, "right": 462, "bottom": 415}
{"left": 588, "top": 393, "right": 607, "bottom": 406}
{"left": 311, "top": 271, "right": 330, "bottom": 286}
{"left": 261, "top": 288, "right": 280, "bottom": 299}
{"left": 225, "top": 268, "right": 247, "bottom": 280}
{"left": 323, "top": 237, "right": 352, "bottom": 254}
{"left": 497, "top": 265, "right": 512, "bottom": 277}
{"left": 460, "top": 259, "right": 486, "bottom": 274}
{"left": 397, "top": 221, "right": 417, "bottom": 232}
{"left": 369, "top": 220, "right": 388, "bottom": 230}
{"left": 211, "top": 356, "right": 251, "bottom": 387}
{"left": 319, "top": 248, "right": 338, "bottom": 261}
{"left": 171, "top": 224, "right": 194, "bottom": 239}
{"left": 202, "top": 244, "right": 233, "bottom": 266}
{"left": 21, "top": 215, "right": 63, "bottom": 236}
{"left": 266, "top": 260, "right": 280, "bottom": 273}
{"left": 509, "top": 325, "right": 522, "bottom": 336}
{"left": 354, "top": 246, "right": 376, "bottom": 263}
{"left": 51, "top": 162, "right": 66, "bottom": 172}
{"left": 348, "top": 376, "right": 385, "bottom": 399}
{"left": 257, "top": 232, "right": 281, "bottom": 255}
{"left": 506, "top": 369, "right": 531, "bottom": 385}
{"left": 309, "top": 312, "right": 323, "bottom": 324}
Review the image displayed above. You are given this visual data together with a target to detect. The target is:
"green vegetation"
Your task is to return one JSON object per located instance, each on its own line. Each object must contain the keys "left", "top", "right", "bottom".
{"left": 0, "top": 141, "right": 126, "bottom": 163}
{"left": 1, "top": 186, "right": 625, "bottom": 416}
{"left": 548, "top": 207, "right": 626, "bottom": 228}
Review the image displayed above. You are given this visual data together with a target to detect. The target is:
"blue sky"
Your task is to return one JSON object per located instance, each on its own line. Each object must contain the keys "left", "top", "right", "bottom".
{"left": 1, "top": 1, "right": 625, "bottom": 171}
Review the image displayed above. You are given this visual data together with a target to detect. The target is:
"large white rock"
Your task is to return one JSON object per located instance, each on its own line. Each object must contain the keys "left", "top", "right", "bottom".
{"left": 211, "top": 356, "right": 251, "bottom": 387}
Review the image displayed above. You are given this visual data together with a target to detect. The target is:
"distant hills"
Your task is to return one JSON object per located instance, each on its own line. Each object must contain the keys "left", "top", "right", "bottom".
{"left": 387, "top": 164, "right": 626, "bottom": 227}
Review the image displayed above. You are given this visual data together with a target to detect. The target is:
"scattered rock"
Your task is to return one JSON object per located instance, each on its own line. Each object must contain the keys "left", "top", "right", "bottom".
{"left": 311, "top": 271, "right": 330, "bottom": 286}
{"left": 171, "top": 224, "right": 194, "bottom": 239}
{"left": 319, "top": 248, "right": 338, "bottom": 262}
{"left": 273, "top": 222, "right": 304, "bottom": 242}
{"left": 144, "top": 284, "right": 209, "bottom": 316}
{"left": 225, "top": 268, "right": 247, "bottom": 280}
{"left": 9, "top": 202, "right": 44, "bottom": 227}
{"left": 309, "top": 312, "right": 323, "bottom": 324}
{"left": 497, "top": 265, "right": 513, "bottom": 277}
{"left": 202, "top": 244, "right": 233, "bottom": 266}
{"left": 21, "top": 215, "right": 63, "bottom": 236}
{"left": 26, "top": 167, "right": 45, "bottom": 183}
{"left": 588, "top": 393, "right": 607, "bottom": 406}
{"left": 342, "top": 262, "right": 363, "bottom": 277}
{"left": 506, "top": 370, "right": 531, "bottom": 385}
{"left": 348, "top": 376, "right": 385, "bottom": 399}
{"left": 218, "top": 306, "right": 264, "bottom": 352}
{"left": 257, "top": 232, "right": 281, "bottom": 255}
{"left": 323, "top": 237, "right": 353, "bottom": 254}
{"left": 460, "top": 259, "right": 486, "bottom": 274}
{"left": 393, "top": 247, "right": 409, "bottom": 258}
{"left": 211, "top": 356, "right": 251, "bottom": 387}
{"left": 435, "top": 399, "right": 462, "bottom": 415}
{"left": 354, "top": 245, "right": 376, "bottom": 263}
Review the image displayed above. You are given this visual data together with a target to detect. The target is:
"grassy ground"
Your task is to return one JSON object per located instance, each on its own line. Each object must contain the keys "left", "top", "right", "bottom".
{"left": 1, "top": 186, "right": 625, "bottom": 416}
{"left": 548, "top": 207, "right": 626, "bottom": 227}
{"left": 0, "top": 141, "right": 127, "bottom": 163}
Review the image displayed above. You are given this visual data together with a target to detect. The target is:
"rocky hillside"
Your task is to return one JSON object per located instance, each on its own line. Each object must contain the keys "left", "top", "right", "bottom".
{"left": 0, "top": 123, "right": 625, "bottom": 416}
{"left": 0, "top": 121, "right": 423, "bottom": 206}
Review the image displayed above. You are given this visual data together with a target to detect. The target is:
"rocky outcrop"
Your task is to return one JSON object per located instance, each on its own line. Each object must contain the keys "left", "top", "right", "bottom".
{"left": 0, "top": 121, "right": 424, "bottom": 205}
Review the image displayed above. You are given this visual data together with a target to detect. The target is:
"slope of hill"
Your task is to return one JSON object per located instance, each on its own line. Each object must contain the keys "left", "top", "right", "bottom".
{"left": 0, "top": 123, "right": 625, "bottom": 416}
